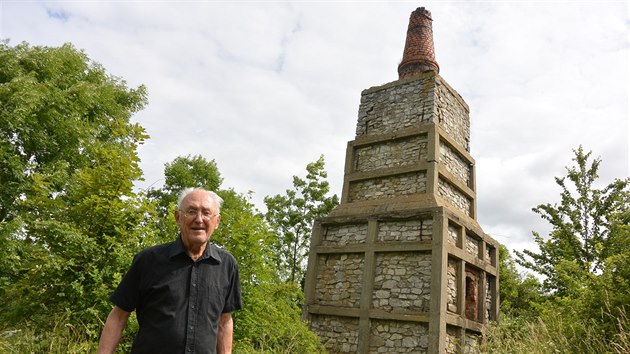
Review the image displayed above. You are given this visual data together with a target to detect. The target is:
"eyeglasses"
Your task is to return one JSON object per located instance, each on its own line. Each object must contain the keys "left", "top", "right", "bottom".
{"left": 180, "top": 209, "right": 218, "bottom": 221}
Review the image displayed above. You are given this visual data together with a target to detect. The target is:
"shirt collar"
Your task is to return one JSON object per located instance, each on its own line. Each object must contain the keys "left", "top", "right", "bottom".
{"left": 170, "top": 234, "right": 222, "bottom": 263}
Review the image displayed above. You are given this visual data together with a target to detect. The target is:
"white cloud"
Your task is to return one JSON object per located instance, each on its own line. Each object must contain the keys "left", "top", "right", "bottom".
{"left": 1, "top": 1, "right": 627, "bottom": 260}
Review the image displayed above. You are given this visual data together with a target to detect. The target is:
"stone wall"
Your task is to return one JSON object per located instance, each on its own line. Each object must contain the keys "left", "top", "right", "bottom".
{"left": 369, "top": 320, "right": 429, "bottom": 353}
{"left": 445, "top": 327, "right": 480, "bottom": 354}
{"left": 355, "top": 135, "right": 428, "bottom": 173}
{"left": 356, "top": 75, "right": 469, "bottom": 145}
{"left": 349, "top": 172, "right": 427, "bottom": 202}
{"left": 447, "top": 223, "right": 460, "bottom": 246}
{"left": 464, "top": 331, "right": 480, "bottom": 354}
{"left": 377, "top": 218, "right": 433, "bottom": 242}
{"left": 438, "top": 178, "right": 471, "bottom": 216}
{"left": 435, "top": 80, "right": 470, "bottom": 152}
{"left": 485, "top": 276, "right": 494, "bottom": 322}
{"left": 445, "top": 326, "right": 459, "bottom": 354}
{"left": 373, "top": 252, "right": 432, "bottom": 312}
{"left": 322, "top": 223, "right": 368, "bottom": 246}
{"left": 315, "top": 253, "right": 364, "bottom": 308}
{"left": 356, "top": 78, "right": 436, "bottom": 138}
{"left": 447, "top": 258, "right": 458, "bottom": 313}
{"left": 466, "top": 234, "right": 480, "bottom": 257}
{"left": 310, "top": 315, "right": 359, "bottom": 353}
{"left": 439, "top": 140, "right": 470, "bottom": 186}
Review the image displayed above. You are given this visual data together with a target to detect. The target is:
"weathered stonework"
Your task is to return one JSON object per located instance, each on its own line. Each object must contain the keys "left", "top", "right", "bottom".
{"left": 464, "top": 331, "right": 480, "bottom": 354}
{"left": 447, "top": 223, "right": 460, "bottom": 246}
{"left": 447, "top": 258, "right": 458, "bottom": 313}
{"left": 369, "top": 320, "right": 429, "bottom": 353}
{"left": 372, "top": 252, "right": 432, "bottom": 312}
{"left": 356, "top": 78, "right": 436, "bottom": 138}
{"left": 438, "top": 177, "right": 471, "bottom": 216}
{"left": 354, "top": 134, "right": 428, "bottom": 172}
{"left": 310, "top": 315, "right": 360, "bottom": 353}
{"left": 303, "top": 8, "right": 499, "bottom": 354}
{"left": 315, "top": 253, "right": 364, "bottom": 308}
{"left": 445, "top": 326, "right": 459, "bottom": 354}
{"left": 445, "top": 327, "right": 481, "bottom": 354}
{"left": 349, "top": 172, "right": 427, "bottom": 202}
{"left": 466, "top": 234, "right": 480, "bottom": 257}
{"left": 439, "top": 140, "right": 470, "bottom": 186}
{"left": 435, "top": 80, "right": 470, "bottom": 152}
{"left": 377, "top": 218, "right": 433, "bottom": 242}
{"left": 322, "top": 223, "right": 368, "bottom": 245}
{"left": 485, "top": 277, "right": 495, "bottom": 322}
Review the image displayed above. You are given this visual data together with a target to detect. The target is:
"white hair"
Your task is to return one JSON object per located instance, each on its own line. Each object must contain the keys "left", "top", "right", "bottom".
{"left": 176, "top": 188, "right": 224, "bottom": 213}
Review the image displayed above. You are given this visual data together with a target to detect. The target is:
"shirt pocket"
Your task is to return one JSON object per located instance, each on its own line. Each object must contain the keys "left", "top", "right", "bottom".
{"left": 203, "top": 283, "right": 228, "bottom": 318}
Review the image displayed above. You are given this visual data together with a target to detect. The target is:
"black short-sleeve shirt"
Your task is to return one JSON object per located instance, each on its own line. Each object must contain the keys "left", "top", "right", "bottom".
{"left": 110, "top": 237, "right": 242, "bottom": 354}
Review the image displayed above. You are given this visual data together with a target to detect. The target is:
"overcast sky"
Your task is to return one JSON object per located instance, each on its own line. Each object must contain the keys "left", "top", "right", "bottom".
{"left": 2, "top": 1, "right": 628, "bottom": 257}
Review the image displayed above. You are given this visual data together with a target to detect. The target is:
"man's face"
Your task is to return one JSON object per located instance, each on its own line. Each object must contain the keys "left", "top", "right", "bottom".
{"left": 175, "top": 190, "right": 221, "bottom": 249}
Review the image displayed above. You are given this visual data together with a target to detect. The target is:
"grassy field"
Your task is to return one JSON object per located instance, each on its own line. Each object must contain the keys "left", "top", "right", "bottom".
{"left": 2, "top": 312, "right": 627, "bottom": 354}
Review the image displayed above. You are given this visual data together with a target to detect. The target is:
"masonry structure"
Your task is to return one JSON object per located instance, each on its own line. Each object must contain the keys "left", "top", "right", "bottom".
{"left": 303, "top": 7, "right": 499, "bottom": 354}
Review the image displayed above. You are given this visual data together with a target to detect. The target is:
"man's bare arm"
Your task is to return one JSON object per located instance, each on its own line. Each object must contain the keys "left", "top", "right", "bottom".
{"left": 98, "top": 306, "right": 131, "bottom": 354}
{"left": 216, "top": 312, "right": 234, "bottom": 354}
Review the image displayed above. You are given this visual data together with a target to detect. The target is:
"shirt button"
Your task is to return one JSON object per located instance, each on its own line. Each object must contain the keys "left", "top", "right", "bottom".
{"left": 192, "top": 283, "right": 197, "bottom": 287}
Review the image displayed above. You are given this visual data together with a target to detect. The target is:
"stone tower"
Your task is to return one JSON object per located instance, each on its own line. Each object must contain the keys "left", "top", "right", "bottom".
{"left": 303, "top": 7, "right": 500, "bottom": 354}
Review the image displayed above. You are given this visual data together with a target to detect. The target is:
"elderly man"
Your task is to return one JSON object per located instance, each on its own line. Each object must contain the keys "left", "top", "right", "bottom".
{"left": 98, "top": 188, "right": 242, "bottom": 354}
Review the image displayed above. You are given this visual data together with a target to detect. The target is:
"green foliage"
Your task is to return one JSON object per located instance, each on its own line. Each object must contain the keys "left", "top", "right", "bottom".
{"left": 0, "top": 41, "right": 151, "bottom": 335}
{"left": 597, "top": 208, "right": 630, "bottom": 314}
{"left": 516, "top": 146, "right": 629, "bottom": 296}
{"left": 502, "top": 146, "right": 630, "bottom": 352}
{"left": 0, "top": 40, "right": 326, "bottom": 352}
{"left": 0, "top": 40, "right": 147, "bottom": 222}
{"left": 498, "top": 245, "right": 543, "bottom": 319}
{"left": 234, "top": 282, "right": 326, "bottom": 354}
{"left": 212, "top": 189, "right": 275, "bottom": 287}
{"left": 264, "top": 155, "right": 339, "bottom": 283}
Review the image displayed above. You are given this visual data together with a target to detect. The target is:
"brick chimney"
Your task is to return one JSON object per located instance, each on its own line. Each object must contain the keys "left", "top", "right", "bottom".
{"left": 397, "top": 7, "right": 439, "bottom": 78}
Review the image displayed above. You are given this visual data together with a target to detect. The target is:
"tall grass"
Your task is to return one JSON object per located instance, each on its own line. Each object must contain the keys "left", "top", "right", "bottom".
{"left": 479, "top": 308, "right": 629, "bottom": 354}
{"left": 2, "top": 309, "right": 627, "bottom": 353}
{"left": 0, "top": 311, "right": 323, "bottom": 354}
{"left": 0, "top": 321, "right": 97, "bottom": 354}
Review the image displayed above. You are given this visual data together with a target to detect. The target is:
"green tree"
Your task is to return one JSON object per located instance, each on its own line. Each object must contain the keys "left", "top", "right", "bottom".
{"left": 0, "top": 41, "right": 147, "bottom": 222}
{"left": 602, "top": 208, "right": 630, "bottom": 308}
{"left": 264, "top": 155, "right": 339, "bottom": 284}
{"left": 146, "top": 155, "right": 222, "bottom": 241}
{"left": 0, "top": 41, "right": 150, "bottom": 332}
{"left": 516, "top": 146, "right": 629, "bottom": 296}
{"left": 514, "top": 147, "right": 630, "bottom": 348}
{"left": 498, "top": 245, "right": 543, "bottom": 319}
{"left": 577, "top": 207, "right": 630, "bottom": 335}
